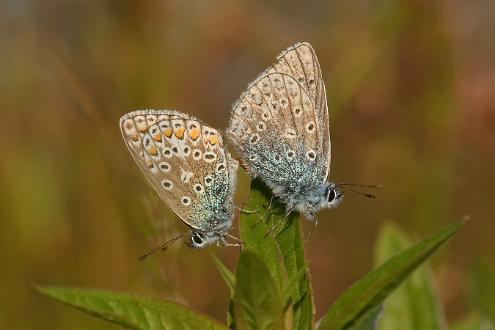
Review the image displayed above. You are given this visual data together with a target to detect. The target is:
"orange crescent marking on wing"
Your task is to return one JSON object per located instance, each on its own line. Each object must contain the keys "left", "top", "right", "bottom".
{"left": 174, "top": 127, "right": 185, "bottom": 139}
{"left": 188, "top": 128, "right": 200, "bottom": 140}
{"left": 164, "top": 127, "right": 173, "bottom": 138}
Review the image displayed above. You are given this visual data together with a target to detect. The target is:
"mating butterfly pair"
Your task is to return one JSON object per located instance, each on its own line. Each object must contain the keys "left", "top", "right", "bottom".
{"left": 120, "top": 42, "right": 347, "bottom": 252}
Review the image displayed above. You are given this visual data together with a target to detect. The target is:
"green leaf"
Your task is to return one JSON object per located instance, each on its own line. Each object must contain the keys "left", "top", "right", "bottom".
{"left": 317, "top": 219, "right": 465, "bottom": 330}
{"left": 233, "top": 250, "right": 286, "bottom": 330}
{"left": 281, "top": 268, "right": 306, "bottom": 309}
{"left": 469, "top": 257, "right": 495, "bottom": 324}
{"left": 212, "top": 254, "right": 235, "bottom": 295}
{"left": 240, "top": 179, "right": 314, "bottom": 330}
{"left": 374, "top": 223, "right": 447, "bottom": 330}
{"left": 273, "top": 202, "right": 314, "bottom": 330}
{"left": 239, "top": 180, "right": 288, "bottom": 290}
{"left": 347, "top": 304, "right": 383, "bottom": 330}
{"left": 36, "top": 286, "right": 228, "bottom": 330}
{"left": 211, "top": 255, "right": 236, "bottom": 328}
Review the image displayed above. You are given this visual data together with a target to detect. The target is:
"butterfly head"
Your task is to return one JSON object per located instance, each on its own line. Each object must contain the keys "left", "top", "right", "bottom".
{"left": 189, "top": 231, "right": 220, "bottom": 249}
{"left": 288, "top": 182, "right": 343, "bottom": 220}
{"left": 308, "top": 182, "right": 344, "bottom": 217}
{"left": 300, "top": 181, "right": 381, "bottom": 220}
{"left": 322, "top": 182, "right": 344, "bottom": 209}
{"left": 188, "top": 205, "right": 233, "bottom": 248}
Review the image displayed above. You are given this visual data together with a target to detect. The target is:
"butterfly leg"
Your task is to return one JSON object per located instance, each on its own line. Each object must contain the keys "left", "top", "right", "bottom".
{"left": 234, "top": 204, "right": 266, "bottom": 229}
{"left": 264, "top": 217, "right": 285, "bottom": 238}
{"left": 234, "top": 205, "right": 257, "bottom": 214}
{"left": 249, "top": 207, "right": 277, "bottom": 229}
{"left": 285, "top": 204, "right": 294, "bottom": 218}
{"left": 220, "top": 234, "right": 243, "bottom": 250}
{"left": 305, "top": 215, "right": 319, "bottom": 244}
{"left": 263, "top": 207, "right": 293, "bottom": 238}
{"left": 245, "top": 202, "right": 278, "bottom": 228}
{"left": 225, "top": 232, "right": 244, "bottom": 245}
{"left": 247, "top": 197, "right": 284, "bottom": 229}
{"left": 264, "top": 196, "right": 275, "bottom": 211}
{"left": 223, "top": 242, "right": 242, "bottom": 249}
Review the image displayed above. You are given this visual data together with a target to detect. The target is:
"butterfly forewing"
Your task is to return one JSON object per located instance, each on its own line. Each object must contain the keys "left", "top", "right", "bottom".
{"left": 120, "top": 110, "right": 238, "bottom": 231}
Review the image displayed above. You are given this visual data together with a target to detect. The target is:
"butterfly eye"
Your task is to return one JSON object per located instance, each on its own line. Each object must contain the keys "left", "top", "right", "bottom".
{"left": 327, "top": 189, "right": 336, "bottom": 202}
{"left": 192, "top": 233, "right": 203, "bottom": 245}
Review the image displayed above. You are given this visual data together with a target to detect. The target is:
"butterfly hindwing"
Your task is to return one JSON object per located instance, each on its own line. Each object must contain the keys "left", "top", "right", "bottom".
{"left": 120, "top": 109, "right": 238, "bottom": 232}
{"left": 268, "top": 42, "right": 330, "bottom": 182}
{"left": 228, "top": 42, "right": 329, "bottom": 190}
{"left": 228, "top": 73, "right": 320, "bottom": 188}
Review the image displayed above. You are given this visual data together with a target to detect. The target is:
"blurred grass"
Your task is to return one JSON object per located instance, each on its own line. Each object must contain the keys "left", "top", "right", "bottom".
{"left": 1, "top": 0, "right": 494, "bottom": 329}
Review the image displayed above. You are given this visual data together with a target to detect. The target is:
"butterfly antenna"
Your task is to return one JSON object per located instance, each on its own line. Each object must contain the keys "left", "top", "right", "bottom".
{"left": 337, "top": 183, "right": 383, "bottom": 199}
{"left": 138, "top": 234, "right": 184, "bottom": 261}
{"left": 338, "top": 183, "right": 384, "bottom": 188}
{"left": 348, "top": 187, "right": 376, "bottom": 199}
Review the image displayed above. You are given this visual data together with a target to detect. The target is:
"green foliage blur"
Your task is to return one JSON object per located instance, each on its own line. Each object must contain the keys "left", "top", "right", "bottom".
{"left": 1, "top": 1, "right": 494, "bottom": 329}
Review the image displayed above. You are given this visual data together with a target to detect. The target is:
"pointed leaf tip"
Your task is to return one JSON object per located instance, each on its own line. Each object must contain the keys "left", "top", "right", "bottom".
{"left": 36, "top": 285, "right": 228, "bottom": 330}
{"left": 318, "top": 220, "right": 465, "bottom": 330}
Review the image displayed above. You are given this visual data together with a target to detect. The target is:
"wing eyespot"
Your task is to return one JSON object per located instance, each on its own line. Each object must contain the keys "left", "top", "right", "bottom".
{"left": 249, "top": 134, "right": 260, "bottom": 144}
{"left": 181, "top": 196, "right": 191, "bottom": 206}
{"left": 262, "top": 111, "right": 271, "bottom": 121}
{"left": 203, "top": 152, "right": 217, "bottom": 163}
{"left": 216, "top": 163, "right": 226, "bottom": 173}
{"left": 192, "top": 149, "right": 202, "bottom": 161}
{"left": 306, "top": 122, "right": 316, "bottom": 133}
{"left": 161, "top": 180, "right": 173, "bottom": 191}
{"left": 205, "top": 175, "right": 214, "bottom": 186}
{"left": 163, "top": 148, "right": 172, "bottom": 158}
{"left": 306, "top": 150, "right": 316, "bottom": 161}
{"left": 159, "top": 162, "right": 171, "bottom": 172}
{"left": 194, "top": 184, "right": 204, "bottom": 194}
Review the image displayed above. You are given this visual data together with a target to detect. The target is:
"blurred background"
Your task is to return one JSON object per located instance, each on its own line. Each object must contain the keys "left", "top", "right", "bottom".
{"left": 1, "top": 0, "right": 494, "bottom": 329}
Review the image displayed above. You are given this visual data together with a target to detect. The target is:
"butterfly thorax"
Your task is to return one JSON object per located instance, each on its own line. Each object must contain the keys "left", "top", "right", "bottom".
{"left": 189, "top": 206, "right": 233, "bottom": 248}
{"left": 274, "top": 181, "right": 343, "bottom": 220}
{"left": 193, "top": 204, "right": 233, "bottom": 233}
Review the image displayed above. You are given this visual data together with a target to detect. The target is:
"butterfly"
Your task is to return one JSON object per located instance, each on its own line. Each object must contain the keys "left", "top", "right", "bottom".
{"left": 120, "top": 109, "right": 240, "bottom": 254}
{"left": 227, "top": 42, "right": 353, "bottom": 223}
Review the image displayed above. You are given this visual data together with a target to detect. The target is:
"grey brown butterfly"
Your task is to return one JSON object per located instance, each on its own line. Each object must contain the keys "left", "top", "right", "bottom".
{"left": 120, "top": 110, "right": 240, "bottom": 254}
{"left": 227, "top": 42, "right": 376, "bottom": 224}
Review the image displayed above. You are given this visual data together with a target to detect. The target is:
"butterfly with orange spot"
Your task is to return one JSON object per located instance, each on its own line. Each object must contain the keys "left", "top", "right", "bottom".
{"left": 120, "top": 109, "right": 241, "bottom": 255}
